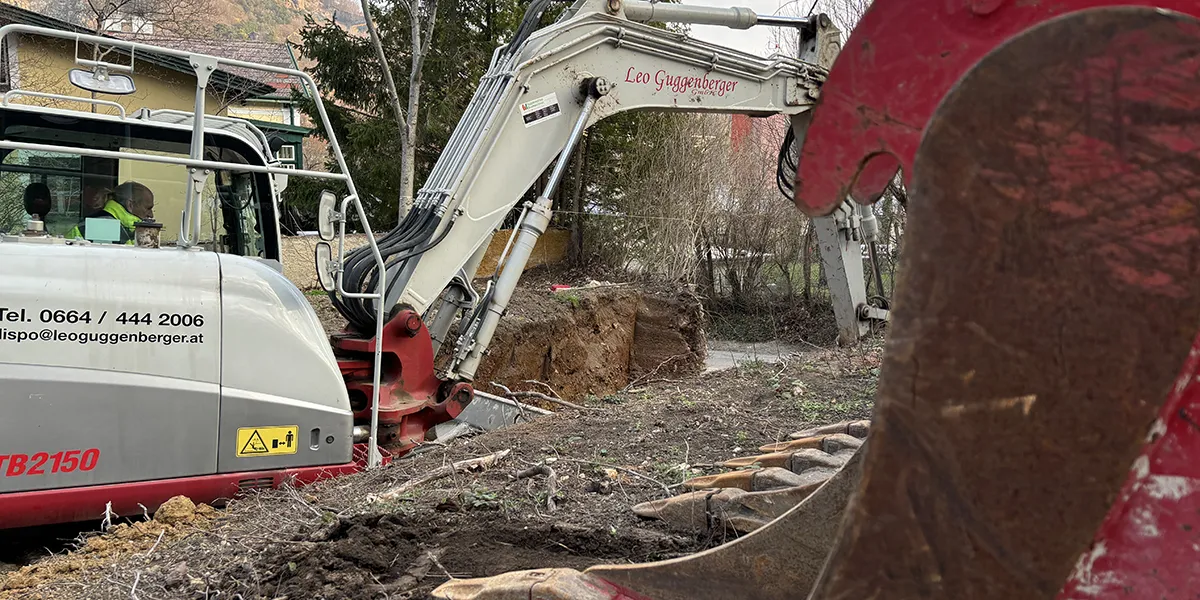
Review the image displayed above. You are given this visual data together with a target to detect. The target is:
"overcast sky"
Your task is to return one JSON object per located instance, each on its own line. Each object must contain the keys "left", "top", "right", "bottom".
{"left": 681, "top": 0, "right": 821, "bottom": 56}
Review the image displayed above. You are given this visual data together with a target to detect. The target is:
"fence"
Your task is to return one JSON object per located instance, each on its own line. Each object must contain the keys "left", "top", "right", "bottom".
{"left": 280, "top": 228, "right": 570, "bottom": 290}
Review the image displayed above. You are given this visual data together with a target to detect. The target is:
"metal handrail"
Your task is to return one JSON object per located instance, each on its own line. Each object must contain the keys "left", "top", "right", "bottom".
{"left": 2, "top": 90, "right": 126, "bottom": 118}
{"left": 0, "top": 139, "right": 346, "bottom": 180}
{"left": 333, "top": 196, "right": 388, "bottom": 469}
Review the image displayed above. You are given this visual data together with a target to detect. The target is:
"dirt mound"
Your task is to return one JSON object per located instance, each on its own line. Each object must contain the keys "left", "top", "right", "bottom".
{"left": 1, "top": 343, "right": 882, "bottom": 599}
{"left": 254, "top": 514, "right": 694, "bottom": 599}
{"left": 0, "top": 496, "right": 217, "bottom": 595}
{"left": 471, "top": 286, "right": 640, "bottom": 399}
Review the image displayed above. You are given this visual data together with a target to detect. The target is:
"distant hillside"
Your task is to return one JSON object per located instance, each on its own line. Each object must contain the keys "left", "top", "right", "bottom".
{"left": 210, "top": 0, "right": 364, "bottom": 42}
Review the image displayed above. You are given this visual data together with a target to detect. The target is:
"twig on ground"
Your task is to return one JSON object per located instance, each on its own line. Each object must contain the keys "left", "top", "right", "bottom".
{"left": 490, "top": 382, "right": 529, "bottom": 423}
{"left": 522, "top": 380, "right": 563, "bottom": 398}
{"left": 371, "top": 449, "right": 512, "bottom": 501}
{"left": 624, "top": 353, "right": 690, "bottom": 391}
{"left": 428, "top": 549, "right": 455, "bottom": 581}
{"left": 558, "top": 458, "right": 672, "bottom": 496}
{"left": 138, "top": 503, "right": 150, "bottom": 520}
{"left": 139, "top": 530, "right": 166, "bottom": 559}
{"left": 102, "top": 502, "right": 115, "bottom": 531}
{"left": 511, "top": 391, "right": 597, "bottom": 411}
{"left": 283, "top": 485, "right": 324, "bottom": 519}
{"left": 492, "top": 381, "right": 597, "bottom": 411}
{"left": 515, "top": 464, "right": 559, "bottom": 512}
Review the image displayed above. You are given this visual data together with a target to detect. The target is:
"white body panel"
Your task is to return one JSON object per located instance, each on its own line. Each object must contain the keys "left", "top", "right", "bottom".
{"left": 0, "top": 240, "right": 352, "bottom": 493}
{"left": 0, "top": 243, "right": 221, "bottom": 383}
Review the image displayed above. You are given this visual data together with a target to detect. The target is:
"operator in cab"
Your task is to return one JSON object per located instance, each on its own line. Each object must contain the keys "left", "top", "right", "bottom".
{"left": 67, "top": 182, "right": 153, "bottom": 244}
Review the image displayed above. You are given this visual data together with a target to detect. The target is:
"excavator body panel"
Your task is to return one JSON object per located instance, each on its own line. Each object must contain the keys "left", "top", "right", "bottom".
{"left": 0, "top": 241, "right": 356, "bottom": 526}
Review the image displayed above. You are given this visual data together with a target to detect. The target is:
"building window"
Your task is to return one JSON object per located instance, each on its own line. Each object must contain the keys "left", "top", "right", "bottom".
{"left": 277, "top": 144, "right": 296, "bottom": 161}
{"left": 280, "top": 163, "right": 296, "bottom": 169}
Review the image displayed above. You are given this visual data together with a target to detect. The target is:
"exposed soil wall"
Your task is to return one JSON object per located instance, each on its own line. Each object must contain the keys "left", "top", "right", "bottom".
{"left": 311, "top": 282, "right": 707, "bottom": 401}
{"left": 470, "top": 287, "right": 641, "bottom": 399}
{"left": 630, "top": 290, "right": 707, "bottom": 380}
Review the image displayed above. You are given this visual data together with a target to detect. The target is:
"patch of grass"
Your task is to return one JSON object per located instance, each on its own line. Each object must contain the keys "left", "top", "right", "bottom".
{"left": 793, "top": 393, "right": 874, "bottom": 426}
{"left": 304, "top": 289, "right": 326, "bottom": 297}
{"left": 553, "top": 292, "right": 582, "bottom": 308}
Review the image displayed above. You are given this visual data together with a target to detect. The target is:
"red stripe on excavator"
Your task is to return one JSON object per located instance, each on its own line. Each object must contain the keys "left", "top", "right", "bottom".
{"left": 0, "top": 444, "right": 388, "bottom": 529}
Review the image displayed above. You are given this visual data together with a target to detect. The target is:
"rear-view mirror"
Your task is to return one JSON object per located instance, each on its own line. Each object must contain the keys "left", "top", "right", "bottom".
{"left": 69, "top": 68, "right": 136, "bottom": 95}
{"left": 315, "top": 241, "right": 337, "bottom": 293}
{"left": 317, "top": 190, "right": 337, "bottom": 242}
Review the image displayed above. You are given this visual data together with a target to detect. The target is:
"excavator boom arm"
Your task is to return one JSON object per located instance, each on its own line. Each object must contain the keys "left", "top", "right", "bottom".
{"left": 328, "top": 0, "right": 876, "bottom": 380}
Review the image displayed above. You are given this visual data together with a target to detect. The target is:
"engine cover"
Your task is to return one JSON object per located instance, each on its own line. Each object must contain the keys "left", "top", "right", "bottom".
{"left": 0, "top": 241, "right": 352, "bottom": 495}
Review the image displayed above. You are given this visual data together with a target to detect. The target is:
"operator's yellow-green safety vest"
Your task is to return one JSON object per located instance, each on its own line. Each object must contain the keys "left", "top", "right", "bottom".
{"left": 67, "top": 200, "right": 141, "bottom": 244}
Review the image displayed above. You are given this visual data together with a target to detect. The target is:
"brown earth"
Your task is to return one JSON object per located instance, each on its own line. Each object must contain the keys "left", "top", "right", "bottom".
{"left": 310, "top": 265, "right": 708, "bottom": 400}
{"left": 0, "top": 343, "right": 882, "bottom": 600}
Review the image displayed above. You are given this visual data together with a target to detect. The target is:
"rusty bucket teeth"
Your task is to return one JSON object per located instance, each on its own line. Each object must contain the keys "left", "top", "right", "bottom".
{"left": 431, "top": 568, "right": 624, "bottom": 600}
{"left": 761, "top": 432, "right": 866, "bottom": 453}
{"left": 758, "top": 435, "right": 827, "bottom": 453}
{"left": 788, "top": 419, "right": 870, "bottom": 440}
{"left": 632, "top": 490, "right": 716, "bottom": 533}
{"left": 683, "top": 467, "right": 813, "bottom": 492}
{"left": 682, "top": 470, "right": 760, "bottom": 491}
{"left": 721, "top": 451, "right": 792, "bottom": 469}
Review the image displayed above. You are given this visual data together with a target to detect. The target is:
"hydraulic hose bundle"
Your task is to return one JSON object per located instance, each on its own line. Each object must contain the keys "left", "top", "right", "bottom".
{"left": 329, "top": 0, "right": 559, "bottom": 335}
{"left": 775, "top": 125, "right": 798, "bottom": 203}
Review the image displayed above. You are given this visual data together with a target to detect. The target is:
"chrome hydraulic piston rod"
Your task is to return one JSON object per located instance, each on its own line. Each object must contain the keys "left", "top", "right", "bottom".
{"left": 449, "top": 78, "right": 609, "bottom": 380}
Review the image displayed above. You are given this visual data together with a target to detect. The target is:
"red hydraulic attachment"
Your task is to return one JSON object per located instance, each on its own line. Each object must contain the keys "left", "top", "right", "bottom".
{"left": 793, "top": 3, "right": 1200, "bottom": 599}
{"left": 793, "top": 0, "right": 1200, "bottom": 216}
{"left": 333, "top": 309, "right": 473, "bottom": 455}
{"left": 431, "top": 3, "right": 1200, "bottom": 599}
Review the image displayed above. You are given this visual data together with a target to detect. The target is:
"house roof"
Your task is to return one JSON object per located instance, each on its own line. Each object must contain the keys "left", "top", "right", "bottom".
{"left": 0, "top": 2, "right": 274, "bottom": 99}
{"left": 113, "top": 35, "right": 304, "bottom": 100}
{"left": 245, "top": 117, "right": 309, "bottom": 135}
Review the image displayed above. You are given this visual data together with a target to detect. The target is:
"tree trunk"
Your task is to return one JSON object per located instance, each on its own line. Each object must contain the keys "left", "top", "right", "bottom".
{"left": 568, "top": 136, "right": 588, "bottom": 265}
{"left": 359, "top": 0, "right": 409, "bottom": 220}
{"left": 802, "top": 223, "right": 814, "bottom": 305}
{"left": 400, "top": 0, "right": 439, "bottom": 219}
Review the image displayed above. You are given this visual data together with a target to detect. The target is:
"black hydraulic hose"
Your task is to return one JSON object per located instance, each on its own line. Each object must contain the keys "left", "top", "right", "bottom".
{"left": 776, "top": 125, "right": 798, "bottom": 202}
{"left": 330, "top": 0, "right": 557, "bottom": 334}
{"left": 509, "top": 0, "right": 554, "bottom": 58}
{"left": 331, "top": 206, "right": 440, "bottom": 332}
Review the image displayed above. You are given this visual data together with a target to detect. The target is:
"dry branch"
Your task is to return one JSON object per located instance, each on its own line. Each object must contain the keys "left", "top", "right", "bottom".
{"left": 492, "top": 382, "right": 597, "bottom": 411}
{"left": 558, "top": 458, "right": 672, "bottom": 497}
{"left": 371, "top": 449, "right": 511, "bottom": 501}
{"left": 516, "top": 464, "right": 559, "bottom": 512}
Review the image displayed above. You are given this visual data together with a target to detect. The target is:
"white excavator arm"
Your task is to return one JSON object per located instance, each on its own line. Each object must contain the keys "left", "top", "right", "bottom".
{"left": 323, "top": 0, "right": 880, "bottom": 381}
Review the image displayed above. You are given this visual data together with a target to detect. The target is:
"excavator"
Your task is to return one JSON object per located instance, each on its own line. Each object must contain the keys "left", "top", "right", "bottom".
{"left": 2, "top": 0, "right": 1197, "bottom": 598}
{"left": 0, "top": 0, "right": 883, "bottom": 530}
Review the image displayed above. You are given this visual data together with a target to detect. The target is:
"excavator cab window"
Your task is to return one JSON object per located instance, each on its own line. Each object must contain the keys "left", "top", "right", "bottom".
{"left": 0, "top": 107, "right": 278, "bottom": 259}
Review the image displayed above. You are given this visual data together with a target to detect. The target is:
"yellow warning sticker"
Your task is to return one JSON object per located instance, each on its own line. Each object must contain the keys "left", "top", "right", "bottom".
{"left": 236, "top": 426, "right": 299, "bottom": 457}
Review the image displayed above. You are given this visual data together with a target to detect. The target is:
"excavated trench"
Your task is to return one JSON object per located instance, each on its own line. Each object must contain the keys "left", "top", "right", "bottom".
{"left": 310, "top": 283, "right": 709, "bottom": 401}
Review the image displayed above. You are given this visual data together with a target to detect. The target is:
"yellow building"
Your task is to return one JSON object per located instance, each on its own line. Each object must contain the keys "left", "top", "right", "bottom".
{"left": 0, "top": 2, "right": 278, "bottom": 243}
{"left": 0, "top": 2, "right": 272, "bottom": 117}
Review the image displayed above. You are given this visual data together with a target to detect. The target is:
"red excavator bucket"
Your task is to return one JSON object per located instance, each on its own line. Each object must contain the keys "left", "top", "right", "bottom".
{"left": 432, "top": 4, "right": 1200, "bottom": 598}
